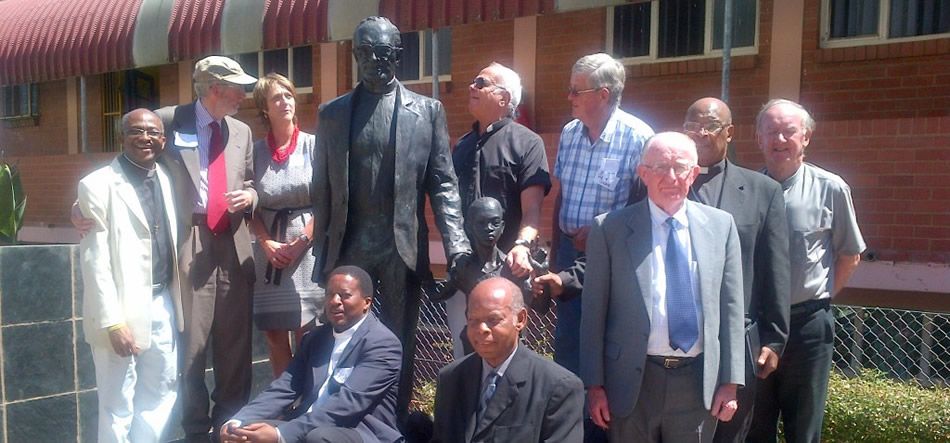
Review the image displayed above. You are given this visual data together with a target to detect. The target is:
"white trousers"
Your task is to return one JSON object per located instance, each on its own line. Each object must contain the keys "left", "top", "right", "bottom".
{"left": 91, "top": 291, "right": 178, "bottom": 443}
{"left": 446, "top": 289, "right": 468, "bottom": 360}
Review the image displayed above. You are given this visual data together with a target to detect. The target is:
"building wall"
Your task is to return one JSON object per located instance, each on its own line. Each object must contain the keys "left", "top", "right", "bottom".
{"left": 0, "top": 80, "right": 70, "bottom": 157}
{"left": 4, "top": 2, "right": 949, "bottom": 272}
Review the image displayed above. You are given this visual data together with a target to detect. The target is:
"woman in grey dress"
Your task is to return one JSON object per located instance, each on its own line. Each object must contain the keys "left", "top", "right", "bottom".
{"left": 249, "top": 73, "right": 323, "bottom": 377}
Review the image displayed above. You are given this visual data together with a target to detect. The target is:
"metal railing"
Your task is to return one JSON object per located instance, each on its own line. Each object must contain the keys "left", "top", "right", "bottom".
{"left": 405, "top": 294, "right": 950, "bottom": 393}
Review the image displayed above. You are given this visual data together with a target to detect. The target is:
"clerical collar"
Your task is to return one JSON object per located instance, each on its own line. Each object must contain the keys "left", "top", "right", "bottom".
{"left": 473, "top": 117, "right": 511, "bottom": 136}
{"left": 699, "top": 159, "right": 725, "bottom": 176}
{"left": 120, "top": 153, "right": 157, "bottom": 178}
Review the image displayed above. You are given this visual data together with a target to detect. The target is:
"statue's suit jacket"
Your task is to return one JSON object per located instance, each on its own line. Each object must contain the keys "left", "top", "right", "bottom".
{"left": 580, "top": 200, "right": 745, "bottom": 417}
{"left": 78, "top": 158, "right": 184, "bottom": 349}
{"left": 310, "top": 82, "right": 470, "bottom": 281}
{"left": 231, "top": 313, "right": 403, "bottom": 443}
{"left": 432, "top": 346, "right": 584, "bottom": 443}
{"left": 629, "top": 160, "right": 791, "bottom": 360}
{"left": 154, "top": 102, "right": 258, "bottom": 282}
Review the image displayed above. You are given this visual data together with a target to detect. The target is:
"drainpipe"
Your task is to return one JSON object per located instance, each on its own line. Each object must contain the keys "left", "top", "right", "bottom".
{"left": 431, "top": 29, "right": 440, "bottom": 100}
{"left": 721, "top": 0, "right": 734, "bottom": 160}
{"left": 79, "top": 76, "right": 88, "bottom": 153}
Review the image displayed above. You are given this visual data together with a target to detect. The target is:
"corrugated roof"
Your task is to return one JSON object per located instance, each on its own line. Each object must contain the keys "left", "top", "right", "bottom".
{"left": 379, "top": 0, "right": 555, "bottom": 32}
{"left": 0, "top": 0, "right": 141, "bottom": 85}
{"left": 167, "top": 0, "right": 224, "bottom": 63}
{"left": 262, "top": 0, "right": 328, "bottom": 49}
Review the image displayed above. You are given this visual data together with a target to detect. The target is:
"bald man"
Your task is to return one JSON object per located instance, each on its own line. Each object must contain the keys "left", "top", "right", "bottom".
{"left": 627, "top": 98, "right": 791, "bottom": 441}
{"left": 582, "top": 132, "right": 744, "bottom": 442}
{"left": 433, "top": 277, "right": 584, "bottom": 443}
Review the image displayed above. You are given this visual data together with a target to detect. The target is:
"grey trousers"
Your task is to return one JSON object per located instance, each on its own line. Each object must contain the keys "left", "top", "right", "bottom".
{"left": 609, "top": 357, "right": 717, "bottom": 443}
{"left": 179, "top": 223, "right": 253, "bottom": 441}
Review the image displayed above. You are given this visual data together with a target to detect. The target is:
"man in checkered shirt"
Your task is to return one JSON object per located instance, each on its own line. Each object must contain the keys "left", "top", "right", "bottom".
{"left": 550, "top": 53, "right": 654, "bottom": 377}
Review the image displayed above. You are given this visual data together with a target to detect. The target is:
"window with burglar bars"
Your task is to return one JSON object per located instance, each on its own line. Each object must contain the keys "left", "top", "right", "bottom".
{"left": 821, "top": 0, "right": 950, "bottom": 47}
{"left": 235, "top": 46, "right": 314, "bottom": 92}
{"left": 609, "top": 0, "right": 758, "bottom": 62}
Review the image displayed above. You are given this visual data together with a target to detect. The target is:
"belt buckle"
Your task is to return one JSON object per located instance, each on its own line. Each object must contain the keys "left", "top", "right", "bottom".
{"left": 664, "top": 357, "right": 678, "bottom": 369}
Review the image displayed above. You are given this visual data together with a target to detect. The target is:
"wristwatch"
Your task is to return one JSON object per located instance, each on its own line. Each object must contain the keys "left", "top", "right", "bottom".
{"left": 298, "top": 233, "right": 311, "bottom": 244}
{"left": 514, "top": 238, "right": 533, "bottom": 248}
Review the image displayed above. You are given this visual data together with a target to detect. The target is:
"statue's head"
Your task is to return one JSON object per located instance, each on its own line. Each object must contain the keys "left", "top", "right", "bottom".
{"left": 352, "top": 16, "right": 402, "bottom": 92}
{"left": 466, "top": 197, "right": 505, "bottom": 250}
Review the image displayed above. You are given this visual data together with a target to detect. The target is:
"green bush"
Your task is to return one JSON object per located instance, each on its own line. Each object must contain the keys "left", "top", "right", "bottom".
{"left": 825, "top": 369, "right": 950, "bottom": 442}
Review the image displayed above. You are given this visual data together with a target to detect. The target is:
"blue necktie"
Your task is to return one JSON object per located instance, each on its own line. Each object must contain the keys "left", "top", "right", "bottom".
{"left": 665, "top": 218, "right": 698, "bottom": 352}
{"left": 479, "top": 371, "right": 500, "bottom": 416}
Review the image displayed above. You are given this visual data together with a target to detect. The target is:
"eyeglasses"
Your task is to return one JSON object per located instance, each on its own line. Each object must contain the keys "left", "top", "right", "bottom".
{"left": 567, "top": 86, "right": 601, "bottom": 97}
{"left": 472, "top": 76, "right": 507, "bottom": 92}
{"left": 760, "top": 127, "right": 803, "bottom": 141}
{"left": 683, "top": 122, "right": 727, "bottom": 137}
{"left": 354, "top": 44, "right": 401, "bottom": 61}
{"left": 125, "top": 128, "right": 164, "bottom": 139}
{"left": 640, "top": 162, "right": 695, "bottom": 178}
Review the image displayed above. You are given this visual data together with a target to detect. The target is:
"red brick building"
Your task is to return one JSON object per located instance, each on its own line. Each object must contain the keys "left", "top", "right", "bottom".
{"left": 0, "top": 0, "right": 947, "bottom": 304}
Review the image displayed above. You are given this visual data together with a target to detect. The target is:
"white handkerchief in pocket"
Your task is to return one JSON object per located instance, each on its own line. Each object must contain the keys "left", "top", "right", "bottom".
{"left": 333, "top": 367, "right": 353, "bottom": 384}
{"left": 175, "top": 131, "right": 199, "bottom": 148}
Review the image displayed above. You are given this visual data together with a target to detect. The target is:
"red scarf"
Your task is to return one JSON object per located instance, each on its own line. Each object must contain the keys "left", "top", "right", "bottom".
{"left": 268, "top": 126, "right": 300, "bottom": 164}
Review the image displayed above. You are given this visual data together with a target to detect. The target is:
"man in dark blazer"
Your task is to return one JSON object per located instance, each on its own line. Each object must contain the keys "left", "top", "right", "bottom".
{"left": 432, "top": 277, "right": 584, "bottom": 443}
{"left": 582, "top": 132, "right": 745, "bottom": 442}
{"left": 627, "top": 98, "right": 791, "bottom": 442}
{"left": 310, "top": 16, "right": 471, "bottom": 414}
{"left": 222, "top": 266, "right": 403, "bottom": 443}
{"left": 155, "top": 56, "right": 259, "bottom": 442}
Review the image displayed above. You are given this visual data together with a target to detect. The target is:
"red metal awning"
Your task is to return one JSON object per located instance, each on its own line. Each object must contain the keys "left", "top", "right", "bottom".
{"left": 379, "top": 0, "right": 555, "bottom": 32}
{"left": 0, "top": 0, "right": 141, "bottom": 85}
{"left": 262, "top": 0, "right": 328, "bottom": 50}
{"left": 0, "top": 0, "right": 330, "bottom": 86}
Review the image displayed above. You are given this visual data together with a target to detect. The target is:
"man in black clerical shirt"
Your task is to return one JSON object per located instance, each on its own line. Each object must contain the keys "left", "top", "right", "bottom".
{"left": 446, "top": 62, "right": 551, "bottom": 358}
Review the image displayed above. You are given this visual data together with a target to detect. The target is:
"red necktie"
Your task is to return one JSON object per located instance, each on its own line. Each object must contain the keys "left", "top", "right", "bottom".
{"left": 207, "top": 121, "right": 230, "bottom": 234}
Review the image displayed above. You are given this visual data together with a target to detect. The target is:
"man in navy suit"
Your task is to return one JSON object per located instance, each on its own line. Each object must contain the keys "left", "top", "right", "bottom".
{"left": 221, "top": 266, "right": 403, "bottom": 443}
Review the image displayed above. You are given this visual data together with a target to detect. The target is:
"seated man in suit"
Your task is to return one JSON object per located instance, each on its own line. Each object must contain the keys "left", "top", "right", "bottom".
{"left": 432, "top": 277, "right": 584, "bottom": 443}
{"left": 581, "top": 132, "right": 744, "bottom": 442}
{"left": 221, "top": 266, "right": 403, "bottom": 443}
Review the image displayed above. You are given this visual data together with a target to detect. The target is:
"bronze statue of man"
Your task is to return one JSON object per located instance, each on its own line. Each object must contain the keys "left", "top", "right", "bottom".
{"left": 310, "top": 16, "right": 472, "bottom": 417}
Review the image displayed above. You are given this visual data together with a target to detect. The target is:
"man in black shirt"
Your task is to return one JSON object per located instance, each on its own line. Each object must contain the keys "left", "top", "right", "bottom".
{"left": 447, "top": 62, "right": 552, "bottom": 358}
{"left": 78, "top": 108, "right": 184, "bottom": 442}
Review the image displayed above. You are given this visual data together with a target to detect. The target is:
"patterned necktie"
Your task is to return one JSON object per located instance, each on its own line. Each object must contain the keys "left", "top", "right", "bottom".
{"left": 207, "top": 121, "right": 230, "bottom": 234}
{"left": 479, "top": 371, "right": 500, "bottom": 416}
{"left": 665, "top": 217, "right": 698, "bottom": 352}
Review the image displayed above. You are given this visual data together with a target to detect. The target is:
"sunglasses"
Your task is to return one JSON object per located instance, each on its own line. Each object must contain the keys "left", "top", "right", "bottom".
{"left": 472, "top": 76, "right": 507, "bottom": 92}
{"left": 354, "top": 44, "right": 401, "bottom": 61}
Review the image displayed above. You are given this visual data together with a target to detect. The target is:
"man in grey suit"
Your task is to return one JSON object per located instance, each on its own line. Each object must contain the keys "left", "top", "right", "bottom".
{"left": 581, "top": 132, "right": 744, "bottom": 442}
{"left": 310, "top": 16, "right": 471, "bottom": 416}
{"left": 627, "top": 98, "right": 791, "bottom": 442}
{"left": 155, "top": 56, "right": 258, "bottom": 442}
{"left": 433, "top": 277, "right": 584, "bottom": 443}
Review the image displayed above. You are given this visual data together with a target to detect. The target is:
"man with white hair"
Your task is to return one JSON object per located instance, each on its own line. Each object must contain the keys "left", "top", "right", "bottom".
{"left": 550, "top": 53, "right": 654, "bottom": 375}
{"left": 446, "top": 62, "right": 551, "bottom": 358}
{"left": 581, "top": 132, "right": 744, "bottom": 442}
{"left": 749, "top": 99, "right": 865, "bottom": 443}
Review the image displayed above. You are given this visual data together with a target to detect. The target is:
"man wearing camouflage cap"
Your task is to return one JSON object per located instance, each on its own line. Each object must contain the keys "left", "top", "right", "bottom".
{"left": 155, "top": 55, "right": 259, "bottom": 442}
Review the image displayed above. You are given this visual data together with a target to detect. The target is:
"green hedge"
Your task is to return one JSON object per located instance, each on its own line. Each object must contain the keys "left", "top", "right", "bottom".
{"left": 824, "top": 369, "right": 950, "bottom": 442}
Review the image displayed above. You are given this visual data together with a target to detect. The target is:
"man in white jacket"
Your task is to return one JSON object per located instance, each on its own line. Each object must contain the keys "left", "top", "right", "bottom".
{"left": 79, "top": 108, "right": 184, "bottom": 443}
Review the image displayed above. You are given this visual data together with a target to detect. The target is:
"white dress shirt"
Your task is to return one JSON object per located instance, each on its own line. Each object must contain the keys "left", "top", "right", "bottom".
{"left": 646, "top": 200, "right": 704, "bottom": 357}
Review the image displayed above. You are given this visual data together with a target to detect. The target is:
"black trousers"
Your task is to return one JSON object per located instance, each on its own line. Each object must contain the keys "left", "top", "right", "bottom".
{"left": 748, "top": 305, "right": 834, "bottom": 443}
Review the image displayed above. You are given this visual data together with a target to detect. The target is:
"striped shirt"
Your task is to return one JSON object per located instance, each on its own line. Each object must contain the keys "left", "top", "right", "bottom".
{"left": 554, "top": 107, "right": 654, "bottom": 234}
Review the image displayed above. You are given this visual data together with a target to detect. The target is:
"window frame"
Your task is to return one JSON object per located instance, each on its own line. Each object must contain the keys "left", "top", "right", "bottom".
{"left": 0, "top": 83, "right": 39, "bottom": 121}
{"left": 396, "top": 28, "right": 453, "bottom": 85}
{"left": 820, "top": 0, "right": 950, "bottom": 48}
{"left": 606, "top": 0, "right": 760, "bottom": 65}
{"left": 237, "top": 45, "right": 314, "bottom": 96}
